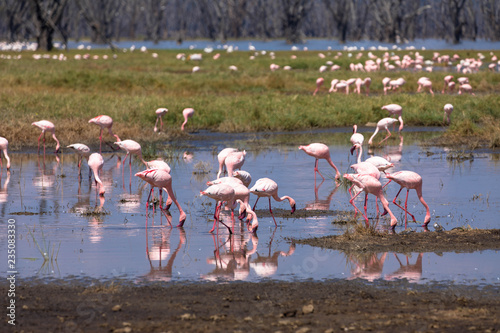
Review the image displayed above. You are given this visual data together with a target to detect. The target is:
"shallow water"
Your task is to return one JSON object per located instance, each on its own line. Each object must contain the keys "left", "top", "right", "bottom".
{"left": 1, "top": 128, "right": 499, "bottom": 285}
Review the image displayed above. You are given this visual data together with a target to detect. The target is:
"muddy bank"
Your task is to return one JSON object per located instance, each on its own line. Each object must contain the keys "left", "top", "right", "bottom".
{"left": 294, "top": 228, "right": 500, "bottom": 253}
{"left": 2, "top": 279, "right": 499, "bottom": 332}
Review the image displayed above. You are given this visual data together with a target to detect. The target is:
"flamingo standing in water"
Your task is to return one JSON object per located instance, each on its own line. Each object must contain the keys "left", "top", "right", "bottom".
{"left": 154, "top": 108, "right": 168, "bottom": 132}
{"left": 381, "top": 104, "right": 404, "bottom": 132}
{"left": 384, "top": 170, "right": 431, "bottom": 229}
{"left": 350, "top": 125, "right": 364, "bottom": 163}
{"left": 224, "top": 150, "right": 246, "bottom": 177}
{"left": 114, "top": 139, "right": 147, "bottom": 168}
{"left": 313, "top": 77, "right": 324, "bottom": 96}
{"left": 299, "top": 143, "right": 341, "bottom": 181}
{"left": 87, "top": 153, "right": 105, "bottom": 196}
{"left": 88, "top": 115, "right": 121, "bottom": 153}
{"left": 181, "top": 108, "right": 195, "bottom": 131}
{"left": 249, "top": 177, "right": 296, "bottom": 227}
{"left": 217, "top": 147, "right": 239, "bottom": 179}
{"left": 368, "top": 118, "right": 399, "bottom": 146}
{"left": 67, "top": 143, "right": 91, "bottom": 177}
{"left": 343, "top": 173, "right": 398, "bottom": 229}
{"left": 200, "top": 183, "right": 235, "bottom": 233}
{"left": 145, "top": 159, "right": 173, "bottom": 209}
{"left": 443, "top": 104, "right": 454, "bottom": 124}
{"left": 0, "top": 137, "right": 11, "bottom": 170}
{"left": 135, "top": 169, "right": 186, "bottom": 227}
{"left": 32, "top": 120, "right": 60, "bottom": 154}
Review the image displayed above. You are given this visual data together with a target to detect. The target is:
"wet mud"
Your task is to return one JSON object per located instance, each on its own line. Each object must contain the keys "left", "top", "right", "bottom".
{"left": 4, "top": 279, "right": 499, "bottom": 332}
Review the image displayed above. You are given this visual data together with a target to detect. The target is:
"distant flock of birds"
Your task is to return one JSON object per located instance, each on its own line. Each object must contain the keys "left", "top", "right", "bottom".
{"left": 0, "top": 100, "right": 435, "bottom": 234}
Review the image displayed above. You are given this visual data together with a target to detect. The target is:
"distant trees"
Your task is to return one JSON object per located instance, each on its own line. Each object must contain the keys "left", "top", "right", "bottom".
{"left": 0, "top": 0, "right": 498, "bottom": 51}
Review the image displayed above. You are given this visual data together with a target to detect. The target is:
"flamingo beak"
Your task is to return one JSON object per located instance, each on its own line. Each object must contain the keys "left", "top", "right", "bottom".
{"left": 350, "top": 146, "right": 356, "bottom": 155}
{"left": 238, "top": 209, "right": 246, "bottom": 220}
{"left": 291, "top": 204, "right": 296, "bottom": 214}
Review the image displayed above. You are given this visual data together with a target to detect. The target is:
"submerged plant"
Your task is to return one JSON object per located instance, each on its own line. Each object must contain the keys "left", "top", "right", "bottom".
{"left": 26, "top": 224, "right": 60, "bottom": 262}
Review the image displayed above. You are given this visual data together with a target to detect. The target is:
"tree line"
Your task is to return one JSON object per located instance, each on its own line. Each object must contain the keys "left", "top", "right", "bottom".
{"left": 1, "top": 0, "right": 498, "bottom": 51}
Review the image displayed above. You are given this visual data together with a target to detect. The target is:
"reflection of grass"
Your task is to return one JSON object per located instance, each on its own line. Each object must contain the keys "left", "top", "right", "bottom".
{"left": 26, "top": 224, "right": 60, "bottom": 262}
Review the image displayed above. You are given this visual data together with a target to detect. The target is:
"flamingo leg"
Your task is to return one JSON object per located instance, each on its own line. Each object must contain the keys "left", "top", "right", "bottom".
{"left": 252, "top": 197, "right": 260, "bottom": 211}
{"left": 37, "top": 132, "right": 44, "bottom": 154}
{"left": 43, "top": 132, "right": 46, "bottom": 155}
{"left": 349, "top": 190, "right": 364, "bottom": 219}
{"left": 99, "top": 129, "right": 103, "bottom": 153}
{"left": 391, "top": 188, "right": 417, "bottom": 225}
{"left": 379, "top": 128, "right": 392, "bottom": 145}
{"left": 268, "top": 197, "right": 277, "bottom": 227}
{"left": 314, "top": 159, "right": 325, "bottom": 181}
{"left": 363, "top": 193, "right": 370, "bottom": 227}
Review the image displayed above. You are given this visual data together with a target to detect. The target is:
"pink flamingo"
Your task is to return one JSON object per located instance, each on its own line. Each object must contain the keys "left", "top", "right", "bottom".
{"left": 154, "top": 108, "right": 168, "bottom": 132}
{"left": 233, "top": 170, "right": 252, "bottom": 187}
{"left": 442, "top": 75, "right": 454, "bottom": 93}
{"left": 355, "top": 77, "right": 371, "bottom": 95}
{"left": 88, "top": 115, "right": 121, "bottom": 153}
{"left": 236, "top": 199, "right": 259, "bottom": 233}
{"left": 145, "top": 159, "right": 173, "bottom": 209}
{"left": 224, "top": 150, "right": 246, "bottom": 177}
{"left": 200, "top": 183, "right": 235, "bottom": 233}
{"left": 458, "top": 83, "right": 475, "bottom": 95}
{"left": 87, "top": 153, "right": 105, "bottom": 196}
{"left": 114, "top": 139, "right": 147, "bottom": 168}
{"left": 0, "top": 137, "right": 11, "bottom": 170}
{"left": 443, "top": 104, "right": 454, "bottom": 124}
{"left": 217, "top": 147, "right": 239, "bottom": 179}
{"left": 343, "top": 173, "right": 398, "bottom": 229}
{"left": 350, "top": 125, "right": 364, "bottom": 163}
{"left": 32, "top": 120, "right": 60, "bottom": 154}
{"left": 67, "top": 143, "right": 91, "bottom": 177}
{"left": 249, "top": 177, "right": 296, "bottom": 227}
{"left": 313, "top": 77, "right": 324, "bottom": 96}
{"left": 368, "top": 118, "right": 399, "bottom": 146}
{"left": 381, "top": 104, "right": 404, "bottom": 132}
{"left": 298, "top": 143, "right": 341, "bottom": 181}
{"left": 135, "top": 169, "right": 186, "bottom": 227}
{"left": 384, "top": 170, "right": 431, "bottom": 229}
{"left": 181, "top": 108, "right": 195, "bottom": 131}
{"left": 364, "top": 156, "right": 394, "bottom": 173}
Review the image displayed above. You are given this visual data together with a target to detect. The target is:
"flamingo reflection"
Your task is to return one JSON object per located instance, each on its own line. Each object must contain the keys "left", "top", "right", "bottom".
{"left": 250, "top": 228, "right": 296, "bottom": 278}
{"left": 347, "top": 252, "right": 388, "bottom": 282}
{"left": 384, "top": 253, "right": 423, "bottom": 283}
{"left": 203, "top": 226, "right": 258, "bottom": 281}
{"left": 304, "top": 178, "right": 339, "bottom": 211}
{"left": 143, "top": 227, "right": 186, "bottom": 282}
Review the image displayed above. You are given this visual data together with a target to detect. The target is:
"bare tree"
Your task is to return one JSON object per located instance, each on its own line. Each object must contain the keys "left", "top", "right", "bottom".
{"left": 30, "top": 0, "right": 68, "bottom": 51}
{"left": 143, "top": 0, "right": 168, "bottom": 43}
{"left": 322, "top": 0, "right": 355, "bottom": 43}
{"left": 1, "top": 0, "right": 31, "bottom": 42}
{"left": 440, "top": 0, "right": 469, "bottom": 44}
{"left": 278, "top": 0, "right": 313, "bottom": 43}
{"left": 76, "top": 0, "right": 123, "bottom": 47}
{"left": 480, "top": 0, "right": 500, "bottom": 40}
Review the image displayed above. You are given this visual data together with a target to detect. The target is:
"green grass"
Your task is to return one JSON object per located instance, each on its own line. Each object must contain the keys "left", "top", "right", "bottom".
{"left": 1, "top": 48, "right": 499, "bottom": 149}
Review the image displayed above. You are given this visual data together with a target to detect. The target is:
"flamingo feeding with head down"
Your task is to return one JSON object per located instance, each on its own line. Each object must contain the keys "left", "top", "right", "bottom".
{"left": 299, "top": 143, "right": 341, "bottom": 181}
{"left": 384, "top": 170, "right": 431, "bottom": 229}
{"left": 350, "top": 125, "right": 364, "bottom": 163}
{"left": 343, "top": 173, "right": 398, "bottom": 229}
{"left": 154, "top": 108, "right": 168, "bottom": 132}
{"left": 217, "top": 148, "right": 239, "bottom": 179}
{"left": 135, "top": 168, "right": 186, "bottom": 227}
{"left": 200, "top": 183, "right": 235, "bottom": 234}
{"left": 181, "top": 108, "right": 195, "bottom": 131}
{"left": 368, "top": 118, "right": 399, "bottom": 146}
{"left": 32, "top": 120, "right": 60, "bottom": 154}
{"left": 443, "top": 104, "right": 454, "bottom": 124}
{"left": 88, "top": 115, "right": 121, "bottom": 153}
{"left": 114, "top": 139, "right": 147, "bottom": 168}
{"left": 67, "top": 143, "right": 91, "bottom": 177}
{"left": 0, "top": 137, "right": 11, "bottom": 170}
{"left": 313, "top": 77, "right": 324, "bottom": 96}
{"left": 381, "top": 104, "right": 404, "bottom": 132}
{"left": 87, "top": 153, "right": 105, "bottom": 196}
{"left": 249, "top": 177, "right": 296, "bottom": 227}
